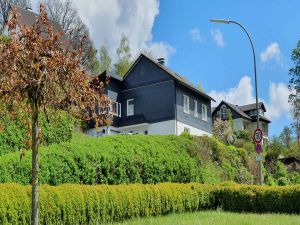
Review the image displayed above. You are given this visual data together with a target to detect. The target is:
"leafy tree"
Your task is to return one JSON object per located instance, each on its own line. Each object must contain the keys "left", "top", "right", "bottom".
{"left": 99, "top": 45, "right": 111, "bottom": 73}
{"left": 289, "top": 40, "right": 300, "bottom": 144}
{"left": 212, "top": 118, "right": 235, "bottom": 144}
{"left": 0, "top": 0, "right": 31, "bottom": 33}
{"left": 280, "top": 126, "right": 292, "bottom": 148}
{"left": 114, "top": 34, "right": 132, "bottom": 76}
{"left": 291, "top": 108, "right": 300, "bottom": 145}
{"left": 0, "top": 5, "right": 109, "bottom": 224}
{"left": 44, "top": 0, "right": 99, "bottom": 74}
{"left": 198, "top": 82, "right": 205, "bottom": 92}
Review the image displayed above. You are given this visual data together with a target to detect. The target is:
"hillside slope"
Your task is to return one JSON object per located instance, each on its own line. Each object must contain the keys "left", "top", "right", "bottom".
{"left": 0, "top": 133, "right": 253, "bottom": 185}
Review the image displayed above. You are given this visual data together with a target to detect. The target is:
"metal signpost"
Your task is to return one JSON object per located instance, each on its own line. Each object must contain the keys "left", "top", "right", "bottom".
{"left": 253, "top": 128, "right": 263, "bottom": 184}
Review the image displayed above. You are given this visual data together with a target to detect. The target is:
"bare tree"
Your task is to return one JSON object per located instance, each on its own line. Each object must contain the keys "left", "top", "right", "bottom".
{"left": 0, "top": 0, "right": 30, "bottom": 33}
{"left": 44, "top": 0, "right": 99, "bottom": 74}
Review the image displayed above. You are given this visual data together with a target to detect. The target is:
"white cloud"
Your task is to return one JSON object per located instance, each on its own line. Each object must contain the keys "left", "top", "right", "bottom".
{"left": 264, "top": 82, "right": 291, "bottom": 120}
{"left": 260, "top": 42, "right": 283, "bottom": 65}
{"left": 30, "top": 0, "right": 175, "bottom": 63}
{"left": 209, "top": 76, "right": 292, "bottom": 121}
{"left": 189, "top": 28, "right": 203, "bottom": 42}
{"left": 211, "top": 29, "right": 225, "bottom": 47}
{"left": 147, "top": 42, "right": 176, "bottom": 64}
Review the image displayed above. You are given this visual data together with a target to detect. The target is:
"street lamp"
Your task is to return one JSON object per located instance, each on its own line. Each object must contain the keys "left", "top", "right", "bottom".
{"left": 210, "top": 19, "right": 263, "bottom": 185}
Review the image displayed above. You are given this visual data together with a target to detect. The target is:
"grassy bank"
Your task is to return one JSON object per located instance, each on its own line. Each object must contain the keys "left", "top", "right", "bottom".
{"left": 109, "top": 211, "right": 300, "bottom": 225}
{"left": 0, "top": 133, "right": 252, "bottom": 185}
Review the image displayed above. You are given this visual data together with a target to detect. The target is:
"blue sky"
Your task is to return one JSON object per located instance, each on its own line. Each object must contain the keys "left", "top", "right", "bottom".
{"left": 30, "top": 0, "right": 300, "bottom": 136}
{"left": 149, "top": 0, "right": 300, "bottom": 136}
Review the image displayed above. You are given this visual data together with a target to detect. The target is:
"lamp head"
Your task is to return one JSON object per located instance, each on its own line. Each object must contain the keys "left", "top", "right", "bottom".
{"left": 209, "top": 19, "right": 230, "bottom": 24}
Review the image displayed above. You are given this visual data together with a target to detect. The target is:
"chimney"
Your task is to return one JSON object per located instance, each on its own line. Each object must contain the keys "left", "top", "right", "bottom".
{"left": 26, "top": 7, "right": 33, "bottom": 11}
{"left": 157, "top": 58, "right": 165, "bottom": 66}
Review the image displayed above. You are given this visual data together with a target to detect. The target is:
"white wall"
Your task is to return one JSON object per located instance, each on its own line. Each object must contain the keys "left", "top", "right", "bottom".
{"left": 86, "top": 120, "right": 211, "bottom": 137}
{"left": 176, "top": 121, "right": 212, "bottom": 136}
{"left": 148, "top": 120, "right": 176, "bottom": 134}
{"left": 118, "top": 123, "right": 149, "bottom": 134}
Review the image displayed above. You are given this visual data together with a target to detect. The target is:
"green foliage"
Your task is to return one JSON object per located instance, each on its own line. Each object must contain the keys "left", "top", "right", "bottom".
{"left": 0, "top": 134, "right": 201, "bottom": 185}
{"left": 114, "top": 34, "right": 132, "bottom": 76}
{"left": 39, "top": 111, "right": 76, "bottom": 146}
{"left": 0, "top": 183, "right": 299, "bottom": 224}
{"left": 0, "top": 110, "right": 75, "bottom": 155}
{"left": 99, "top": 45, "right": 112, "bottom": 73}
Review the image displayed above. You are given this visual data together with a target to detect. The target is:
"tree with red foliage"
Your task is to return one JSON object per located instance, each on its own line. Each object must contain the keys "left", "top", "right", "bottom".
{"left": 0, "top": 4, "right": 109, "bottom": 224}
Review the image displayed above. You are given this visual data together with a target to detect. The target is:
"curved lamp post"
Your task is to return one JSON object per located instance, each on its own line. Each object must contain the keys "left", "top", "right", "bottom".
{"left": 209, "top": 19, "right": 263, "bottom": 185}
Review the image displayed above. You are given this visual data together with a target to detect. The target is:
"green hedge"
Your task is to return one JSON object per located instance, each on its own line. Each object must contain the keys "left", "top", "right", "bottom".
{"left": 0, "top": 134, "right": 201, "bottom": 185}
{"left": 0, "top": 183, "right": 299, "bottom": 224}
{"left": 0, "top": 110, "right": 75, "bottom": 155}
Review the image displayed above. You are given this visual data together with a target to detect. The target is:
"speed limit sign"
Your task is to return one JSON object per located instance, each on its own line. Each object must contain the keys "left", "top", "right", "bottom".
{"left": 253, "top": 128, "right": 263, "bottom": 144}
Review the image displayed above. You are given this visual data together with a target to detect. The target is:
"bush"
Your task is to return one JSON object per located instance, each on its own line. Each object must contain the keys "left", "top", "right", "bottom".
{"left": 0, "top": 134, "right": 201, "bottom": 185}
{"left": 0, "top": 183, "right": 299, "bottom": 224}
{"left": 218, "top": 184, "right": 300, "bottom": 213}
{"left": 0, "top": 109, "right": 75, "bottom": 155}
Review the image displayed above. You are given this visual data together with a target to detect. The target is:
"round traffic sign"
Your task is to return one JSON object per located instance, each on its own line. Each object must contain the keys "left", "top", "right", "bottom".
{"left": 253, "top": 128, "right": 263, "bottom": 144}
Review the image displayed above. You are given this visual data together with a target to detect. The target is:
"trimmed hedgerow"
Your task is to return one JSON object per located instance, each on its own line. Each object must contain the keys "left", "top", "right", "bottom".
{"left": 0, "top": 183, "right": 299, "bottom": 224}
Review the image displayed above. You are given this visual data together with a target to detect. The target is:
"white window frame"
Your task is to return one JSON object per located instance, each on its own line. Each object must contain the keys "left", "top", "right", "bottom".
{"left": 183, "top": 95, "right": 190, "bottom": 114}
{"left": 109, "top": 100, "right": 118, "bottom": 116}
{"left": 127, "top": 99, "right": 134, "bottom": 116}
{"left": 202, "top": 104, "right": 207, "bottom": 121}
{"left": 194, "top": 100, "right": 198, "bottom": 117}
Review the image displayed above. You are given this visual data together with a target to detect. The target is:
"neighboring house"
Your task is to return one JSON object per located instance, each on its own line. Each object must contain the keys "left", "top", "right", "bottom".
{"left": 86, "top": 53, "right": 215, "bottom": 136}
{"left": 279, "top": 157, "right": 300, "bottom": 173}
{"left": 3, "top": 5, "right": 65, "bottom": 40}
{"left": 212, "top": 101, "right": 271, "bottom": 144}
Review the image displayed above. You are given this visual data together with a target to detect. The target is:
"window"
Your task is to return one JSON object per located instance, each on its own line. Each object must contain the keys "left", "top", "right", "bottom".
{"left": 109, "top": 101, "right": 121, "bottom": 117}
{"left": 184, "top": 127, "right": 190, "bottom": 133}
{"left": 250, "top": 110, "right": 254, "bottom": 116}
{"left": 183, "top": 95, "right": 189, "bottom": 114}
{"left": 194, "top": 100, "right": 198, "bottom": 117}
{"left": 219, "top": 105, "right": 227, "bottom": 119}
{"left": 202, "top": 104, "right": 207, "bottom": 121}
{"left": 259, "top": 109, "right": 264, "bottom": 117}
{"left": 110, "top": 101, "right": 118, "bottom": 115}
{"left": 127, "top": 99, "right": 134, "bottom": 116}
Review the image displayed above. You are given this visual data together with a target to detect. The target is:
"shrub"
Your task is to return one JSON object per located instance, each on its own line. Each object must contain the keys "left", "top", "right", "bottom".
{"left": 0, "top": 109, "right": 75, "bottom": 155}
{"left": 0, "top": 183, "right": 299, "bottom": 224}
{"left": 0, "top": 134, "right": 201, "bottom": 185}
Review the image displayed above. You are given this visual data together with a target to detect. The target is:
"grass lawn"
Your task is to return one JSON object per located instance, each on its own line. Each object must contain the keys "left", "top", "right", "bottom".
{"left": 109, "top": 211, "right": 300, "bottom": 225}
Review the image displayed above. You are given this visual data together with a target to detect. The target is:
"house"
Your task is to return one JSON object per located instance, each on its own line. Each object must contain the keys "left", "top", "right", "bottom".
{"left": 3, "top": 5, "right": 63, "bottom": 35}
{"left": 279, "top": 157, "right": 300, "bottom": 173}
{"left": 86, "top": 54, "right": 215, "bottom": 136}
{"left": 212, "top": 101, "right": 271, "bottom": 144}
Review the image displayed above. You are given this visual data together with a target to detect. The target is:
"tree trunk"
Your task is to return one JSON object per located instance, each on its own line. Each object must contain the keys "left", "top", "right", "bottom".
{"left": 32, "top": 98, "right": 39, "bottom": 225}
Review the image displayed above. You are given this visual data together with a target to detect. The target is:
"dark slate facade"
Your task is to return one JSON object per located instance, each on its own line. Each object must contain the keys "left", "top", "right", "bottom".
{"left": 90, "top": 54, "right": 214, "bottom": 135}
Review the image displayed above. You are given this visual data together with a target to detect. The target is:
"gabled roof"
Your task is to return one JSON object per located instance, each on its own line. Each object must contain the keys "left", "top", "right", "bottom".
{"left": 98, "top": 70, "right": 123, "bottom": 82}
{"left": 239, "top": 102, "right": 266, "bottom": 112}
{"left": 213, "top": 100, "right": 253, "bottom": 121}
{"left": 123, "top": 53, "right": 215, "bottom": 102}
{"left": 212, "top": 100, "right": 271, "bottom": 123}
{"left": 9, "top": 5, "right": 63, "bottom": 33}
